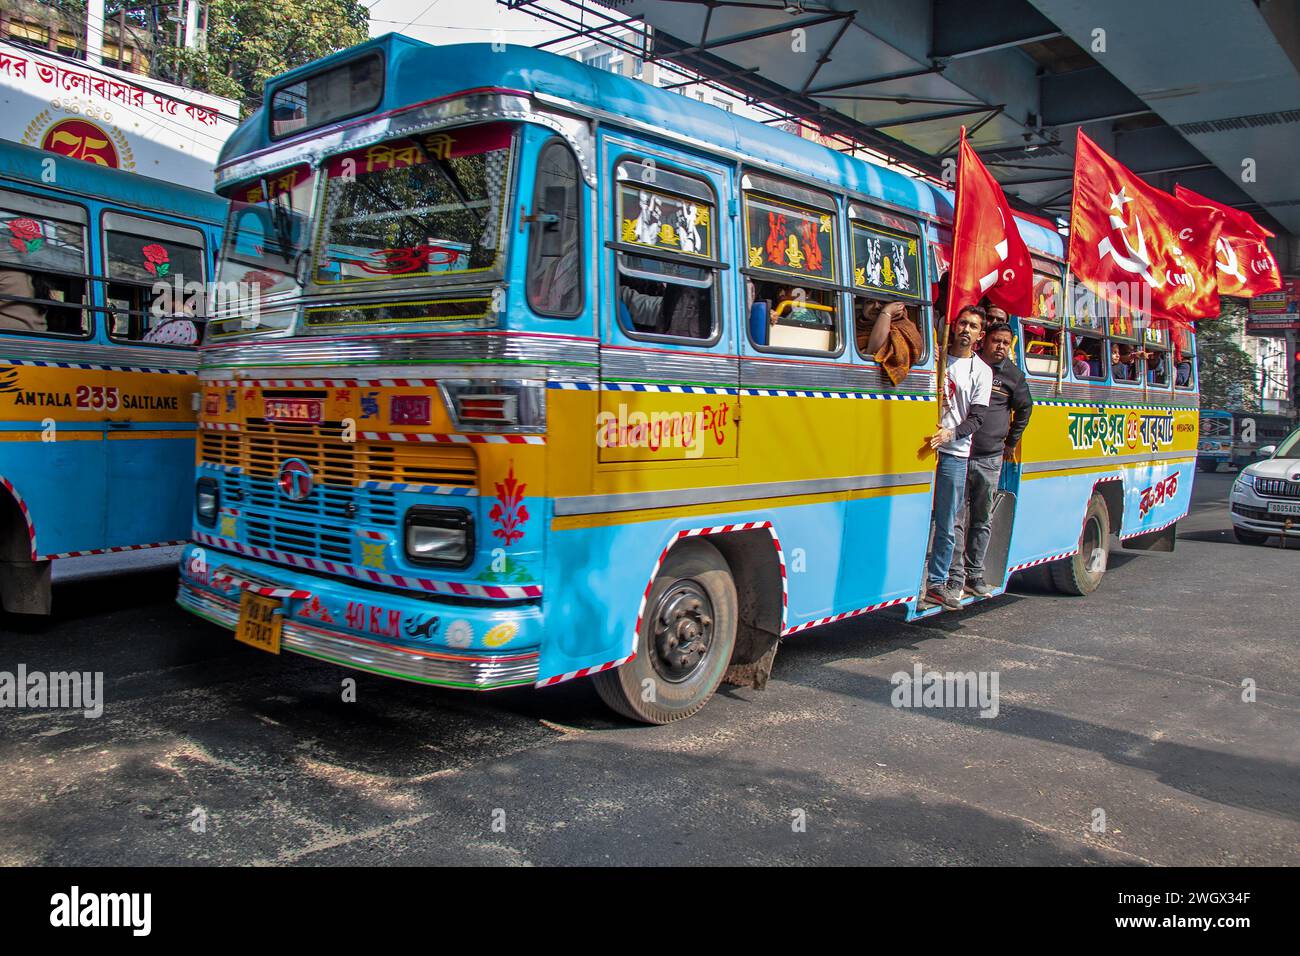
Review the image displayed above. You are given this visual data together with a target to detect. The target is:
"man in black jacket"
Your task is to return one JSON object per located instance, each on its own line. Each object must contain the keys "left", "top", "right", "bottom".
{"left": 950, "top": 316, "right": 1033, "bottom": 597}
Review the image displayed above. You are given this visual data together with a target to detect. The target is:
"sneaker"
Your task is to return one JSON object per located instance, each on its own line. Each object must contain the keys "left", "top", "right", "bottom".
{"left": 964, "top": 579, "right": 994, "bottom": 597}
{"left": 924, "top": 585, "right": 962, "bottom": 610}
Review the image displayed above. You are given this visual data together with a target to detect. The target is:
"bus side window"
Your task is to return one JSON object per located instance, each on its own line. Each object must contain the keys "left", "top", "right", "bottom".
{"left": 0, "top": 191, "right": 90, "bottom": 337}
{"left": 612, "top": 163, "right": 718, "bottom": 341}
{"left": 1021, "top": 267, "right": 1063, "bottom": 378}
{"left": 526, "top": 139, "right": 583, "bottom": 318}
{"left": 1071, "top": 332, "right": 1105, "bottom": 380}
{"left": 1145, "top": 347, "right": 1170, "bottom": 387}
{"left": 1173, "top": 328, "right": 1195, "bottom": 389}
{"left": 103, "top": 213, "right": 207, "bottom": 347}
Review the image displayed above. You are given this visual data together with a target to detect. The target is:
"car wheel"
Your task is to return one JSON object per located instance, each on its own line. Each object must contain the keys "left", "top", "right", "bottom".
{"left": 1233, "top": 526, "right": 1269, "bottom": 546}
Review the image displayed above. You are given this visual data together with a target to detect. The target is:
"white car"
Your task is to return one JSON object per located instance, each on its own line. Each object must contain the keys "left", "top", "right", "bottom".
{"left": 1229, "top": 426, "right": 1300, "bottom": 544}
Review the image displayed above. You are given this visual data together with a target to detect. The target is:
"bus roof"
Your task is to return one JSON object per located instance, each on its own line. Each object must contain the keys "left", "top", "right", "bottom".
{"left": 0, "top": 139, "right": 227, "bottom": 225}
{"left": 220, "top": 32, "right": 1063, "bottom": 259}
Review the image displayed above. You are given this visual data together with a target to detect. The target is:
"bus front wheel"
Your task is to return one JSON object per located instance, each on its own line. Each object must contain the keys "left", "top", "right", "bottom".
{"left": 593, "top": 538, "right": 737, "bottom": 724}
{"left": 1050, "top": 493, "right": 1110, "bottom": 596}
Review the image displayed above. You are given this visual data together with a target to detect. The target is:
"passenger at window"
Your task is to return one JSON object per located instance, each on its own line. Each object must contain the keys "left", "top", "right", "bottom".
{"left": 1072, "top": 349, "right": 1091, "bottom": 378}
{"left": 0, "top": 268, "right": 47, "bottom": 333}
{"left": 143, "top": 298, "right": 200, "bottom": 346}
{"left": 1112, "top": 343, "right": 1140, "bottom": 381}
{"left": 950, "top": 320, "right": 1032, "bottom": 598}
{"left": 858, "top": 298, "right": 921, "bottom": 386}
{"left": 922, "top": 304, "right": 991, "bottom": 610}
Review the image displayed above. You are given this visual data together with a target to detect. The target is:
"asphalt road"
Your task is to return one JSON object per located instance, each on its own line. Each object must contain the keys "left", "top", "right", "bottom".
{"left": 2, "top": 471, "right": 1296, "bottom": 866}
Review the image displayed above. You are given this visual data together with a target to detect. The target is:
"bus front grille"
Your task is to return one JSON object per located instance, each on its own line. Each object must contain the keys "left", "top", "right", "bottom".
{"left": 200, "top": 422, "right": 479, "bottom": 489}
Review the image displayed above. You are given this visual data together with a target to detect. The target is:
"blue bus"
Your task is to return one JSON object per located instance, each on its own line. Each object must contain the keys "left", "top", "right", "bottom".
{"left": 176, "top": 34, "right": 1198, "bottom": 722}
{"left": 0, "top": 139, "right": 226, "bottom": 613}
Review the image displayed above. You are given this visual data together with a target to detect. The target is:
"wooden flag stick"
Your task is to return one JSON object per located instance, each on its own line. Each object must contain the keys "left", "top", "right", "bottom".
{"left": 936, "top": 318, "right": 950, "bottom": 426}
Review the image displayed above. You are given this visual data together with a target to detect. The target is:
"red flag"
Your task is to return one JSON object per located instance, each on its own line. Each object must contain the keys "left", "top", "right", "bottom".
{"left": 1068, "top": 130, "right": 1223, "bottom": 328}
{"left": 946, "top": 128, "right": 1033, "bottom": 321}
{"left": 1174, "top": 185, "right": 1282, "bottom": 298}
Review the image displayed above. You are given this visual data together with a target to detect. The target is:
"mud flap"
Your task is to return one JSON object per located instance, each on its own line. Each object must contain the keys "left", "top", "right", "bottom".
{"left": 1122, "top": 522, "right": 1177, "bottom": 552}
{"left": 0, "top": 559, "right": 52, "bottom": 615}
{"left": 981, "top": 490, "right": 1017, "bottom": 588}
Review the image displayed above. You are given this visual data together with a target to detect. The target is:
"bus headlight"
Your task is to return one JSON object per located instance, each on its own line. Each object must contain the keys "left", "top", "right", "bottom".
{"left": 196, "top": 478, "right": 219, "bottom": 526}
{"left": 404, "top": 507, "right": 473, "bottom": 568}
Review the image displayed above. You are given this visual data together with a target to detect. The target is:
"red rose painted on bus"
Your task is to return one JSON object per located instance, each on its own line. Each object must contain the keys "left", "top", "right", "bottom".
{"left": 142, "top": 243, "right": 171, "bottom": 277}
{"left": 489, "top": 465, "right": 529, "bottom": 546}
{"left": 243, "top": 268, "right": 283, "bottom": 291}
{"left": 6, "top": 218, "right": 43, "bottom": 254}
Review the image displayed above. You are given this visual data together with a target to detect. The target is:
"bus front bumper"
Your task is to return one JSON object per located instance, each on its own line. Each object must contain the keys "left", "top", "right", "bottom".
{"left": 176, "top": 545, "right": 543, "bottom": 690}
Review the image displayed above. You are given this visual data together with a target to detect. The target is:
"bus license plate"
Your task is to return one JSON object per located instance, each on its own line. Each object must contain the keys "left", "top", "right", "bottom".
{"left": 264, "top": 398, "right": 323, "bottom": 424}
{"left": 236, "top": 591, "right": 282, "bottom": 653}
{"left": 1267, "top": 501, "right": 1300, "bottom": 516}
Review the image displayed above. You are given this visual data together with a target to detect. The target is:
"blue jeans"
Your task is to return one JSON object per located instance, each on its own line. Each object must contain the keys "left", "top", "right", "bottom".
{"left": 928, "top": 452, "right": 969, "bottom": 588}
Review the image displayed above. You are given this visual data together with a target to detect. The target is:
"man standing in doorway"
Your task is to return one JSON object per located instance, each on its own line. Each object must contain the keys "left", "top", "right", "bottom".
{"left": 923, "top": 304, "right": 992, "bottom": 609}
{"left": 950, "top": 314, "right": 1033, "bottom": 597}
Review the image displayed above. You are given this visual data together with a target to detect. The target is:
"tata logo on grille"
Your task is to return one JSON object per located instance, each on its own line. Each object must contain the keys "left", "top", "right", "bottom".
{"left": 277, "top": 458, "right": 314, "bottom": 502}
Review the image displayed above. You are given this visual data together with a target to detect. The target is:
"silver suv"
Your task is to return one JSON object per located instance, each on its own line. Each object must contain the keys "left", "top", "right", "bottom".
{"left": 1229, "top": 425, "right": 1300, "bottom": 544}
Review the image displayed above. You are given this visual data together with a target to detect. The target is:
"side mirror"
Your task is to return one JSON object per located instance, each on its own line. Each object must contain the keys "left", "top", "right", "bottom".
{"left": 1258, "top": 445, "right": 1277, "bottom": 458}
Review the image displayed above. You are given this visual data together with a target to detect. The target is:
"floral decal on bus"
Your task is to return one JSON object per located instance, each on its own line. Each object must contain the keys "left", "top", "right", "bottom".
{"left": 5, "top": 217, "right": 43, "bottom": 254}
{"left": 489, "top": 464, "right": 529, "bottom": 546}
{"left": 141, "top": 243, "right": 170, "bottom": 276}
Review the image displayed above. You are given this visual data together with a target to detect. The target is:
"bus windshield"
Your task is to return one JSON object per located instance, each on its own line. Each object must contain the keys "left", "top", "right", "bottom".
{"left": 312, "top": 123, "right": 514, "bottom": 287}
{"left": 1199, "top": 414, "right": 1231, "bottom": 439}
{"left": 213, "top": 165, "right": 315, "bottom": 332}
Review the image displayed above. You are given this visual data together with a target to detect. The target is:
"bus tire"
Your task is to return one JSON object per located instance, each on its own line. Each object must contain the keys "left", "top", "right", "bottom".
{"left": 593, "top": 538, "right": 737, "bottom": 725}
{"left": 1233, "top": 527, "right": 1269, "bottom": 546}
{"left": 1197, "top": 458, "right": 1217, "bottom": 473}
{"left": 1050, "top": 492, "right": 1110, "bottom": 596}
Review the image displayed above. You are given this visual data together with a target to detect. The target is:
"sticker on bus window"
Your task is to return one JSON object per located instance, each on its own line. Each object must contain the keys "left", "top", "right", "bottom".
{"left": 617, "top": 184, "right": 713, "bottom": 259}
{"left": 743, "top": 194, "right": 835, "bottom": 282}
{"left": 232, "top": 165, "right": 312, "bottom": 204}
{"left": 1031, "top": 273, "right": 1061, "bottom": 320}
{"left": 851, "top": 222, "right": 919, "bottom": 300}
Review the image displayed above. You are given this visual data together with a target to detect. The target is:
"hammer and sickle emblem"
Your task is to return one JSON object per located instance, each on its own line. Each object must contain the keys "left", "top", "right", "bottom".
{"left": 1098, "top": 212, "right": 1162, "bottom": 288}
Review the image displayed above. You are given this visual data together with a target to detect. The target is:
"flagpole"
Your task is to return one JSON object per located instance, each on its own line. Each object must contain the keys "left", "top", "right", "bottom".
{"left": 938, "top": 127, "right": 966, "bottom": 427}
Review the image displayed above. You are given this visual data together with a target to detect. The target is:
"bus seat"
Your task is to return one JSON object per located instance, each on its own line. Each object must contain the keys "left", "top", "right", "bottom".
{"left": 617, "top": 298, "right": 632, "bottom": 329}
{"left": 750, "top": 301, "right": 769, "bottom": 344}
{"left": 1088, "top": 361, "right": 1101, "bottom": 377}
{"left": 1175, "top": 362, "right": 1192, "bottom": 386}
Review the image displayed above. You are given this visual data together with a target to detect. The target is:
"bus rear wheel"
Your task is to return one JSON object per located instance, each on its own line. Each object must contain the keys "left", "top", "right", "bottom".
{"left": 593, "top": 539, "right": 737, "bottom": 724}
{"left": 1050, "top": 492, "right": 1110, "bottom": 596}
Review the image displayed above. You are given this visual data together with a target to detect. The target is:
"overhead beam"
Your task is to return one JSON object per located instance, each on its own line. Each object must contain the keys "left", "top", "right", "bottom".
{"left": 931, "top": 0, "right": 1062, "bottom": 58}
{"left": 1040, "top": 65, "right": 1150, "bottom": 128}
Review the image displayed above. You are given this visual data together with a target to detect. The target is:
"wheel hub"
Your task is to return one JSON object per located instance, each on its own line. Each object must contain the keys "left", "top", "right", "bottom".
{"left": 650, "top": 580, "right": 714, "bottom": 682}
